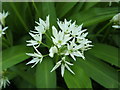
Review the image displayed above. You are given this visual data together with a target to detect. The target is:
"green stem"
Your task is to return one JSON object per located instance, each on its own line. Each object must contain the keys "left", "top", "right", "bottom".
{"left": 41, "top": 42, "right": 50, "bottom": 48}
{"left": 43, "top": 54, "right": 49, "bottom": 57}
{"left": 32, "top": 0, "right": 40, "bottom": 16}
{"left": 55, "top": 55, "right": 59, "bottom": 63}
{"left": 44, "top": 33, "right": 52, "bottom": 43}
{"left": 93, "top": 22, "right": 112, "bottom": 39}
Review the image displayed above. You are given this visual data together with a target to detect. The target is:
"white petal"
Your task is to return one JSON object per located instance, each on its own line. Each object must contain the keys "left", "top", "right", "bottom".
{"left": 3, "top": 26, "right": 8, "bottom": 31}
{"left": 39, "top": 18, "right": 46, "bottom": 27}
{"left": 74, "top": 51, "right": 85, "bottom": 60}
{"left": 61, "top": 64, "right": 65, "bottom": 77}
{"left": 112, "top": 25, "right": 120, "bottom": 29}
{"left": 50, "top": 60, "right": 62, "bottom": 72}
{"left": 35, "top": 25, "right": 45, "bottom": 34}
{"left": 49, "top": 46, "right": 58, "bottom": 57}
{"left": 26, "top": 58, "right": 38, "bottom": 65}
{"left": 35, "top": 21, "right": 41, "bottom": 26}
{"left": 52, "top": 26, "right": 58, "bottom": 38}
{"left": 31, "top": 58, "right": 43, "bottom": 68}
{"left": 33, "top": 46, "right": 42, "bottom": 56}
{"left": 65, "top": 64, "right": 75, "bottom": 75}
{"left": 70, "top": 53, "right": 76, "bottom": 61}
{"left": 49, "top": 53, "right": 54, "bottom": 58}
{"left": 64, "top": 61, "right": 73, "bottom": 66}
{"left": 46, "top": 15, "right": 50, "bottom": 29}
{"left": 26, "top": 53, "right": 35, "bottom": 57}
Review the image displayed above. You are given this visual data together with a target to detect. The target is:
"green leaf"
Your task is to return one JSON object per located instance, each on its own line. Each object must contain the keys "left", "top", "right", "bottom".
{"left": 41, "top": 2, "right": 57, "bottom": 26}
{"left": 83, "top": 14, "right": 114, "bottom": 27}
{"left": 70, "top": 7, "right": 117, "bottom": 27}
{"left": 88, "top": 43, "right": 119, "bottom": 67}
{"left": 84, "top": 2, "right": 98, "bottom": 11}
{"left": 9, "top": 2, "right": 29, "bottom": 31}
{"left": 36, "top": 57, "right": 56, "bottom": 88}
{"left": 1, "top": 45, "right": 32, "bottom": 70}
{"left": 33, "top": 2, "right": 42, "bottom": 19}
{"left": 10, "top": 66, "right": 36, "bottom": 87}
{"left": 77, "top": 54, "right": 119, "bottom": 88}
{"left": 6, "top": 29, "right": 13, "bottom": 46}
{"left": 3, "top": 2, "right": 34, "bottom": 42}
{"left": 64, "top": 58, "right": 92, "bottom": 88}
{"left": 56, "top": 2, "right": 77, "bottom": 18}
{"left": 71, "top": 2, "right": 84, "bottom": 14}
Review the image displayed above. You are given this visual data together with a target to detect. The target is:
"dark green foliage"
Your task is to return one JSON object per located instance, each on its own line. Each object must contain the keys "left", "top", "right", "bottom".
{"left": 1, "top": 2, "right": 119, "bottom": 89}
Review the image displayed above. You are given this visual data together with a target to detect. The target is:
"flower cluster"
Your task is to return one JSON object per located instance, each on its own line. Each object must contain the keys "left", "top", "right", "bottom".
{"left": 0, "top": 10, "right": 8, "bottom": 37}
{"left": 0, "top": 70, "right": 10, "bottom": 89}
{"left": 111, "top": 13, "right": 120, "bottom": 29}
{"left": 0, "top": 10, "right": 10, "bottom": 89}
{"left": 26, "top": 15, "right": 93, "bottom": 77}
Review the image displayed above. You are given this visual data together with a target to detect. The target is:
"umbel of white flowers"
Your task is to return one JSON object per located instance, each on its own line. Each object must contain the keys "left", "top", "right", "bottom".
{"left": 0, "top": 10, "right": 8, "bottom": 37}
{"left": 26, "top": 15, "right": 93, "bottom": 77}
{"left": 111, "top": 13, "right": 120, "bottom": 29}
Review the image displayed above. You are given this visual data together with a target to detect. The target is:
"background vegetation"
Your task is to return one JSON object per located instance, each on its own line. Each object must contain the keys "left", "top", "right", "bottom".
{"left": 1, "top": 2, "right": 120, "bottom": 89}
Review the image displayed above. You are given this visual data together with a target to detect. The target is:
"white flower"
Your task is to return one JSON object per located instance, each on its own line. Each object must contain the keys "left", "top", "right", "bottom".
{"left": 0, "top": 70, "right": 10, "bottom": 88}
{"left": 49, "top": 46, "right": 58, "bottom": 57}
{"left": 65, "top": 38, "right": 85, "bottom": 61}
{"left": 34, "top": 24, "right": 46, "bottom": 34}
{"left": 112, "top": 25, "right": 120, "bottom": 29}
{"left": 76, "top": 38, "right": 93, "bottom": 54}
{"left": 111, "top": 13, "right": 120, "bottom": 24}
{"left": 70, "top": 23, "right": 84, "bottom": 37}
{"left": 77, "top": 33, "right": 88, "bottom": 43}
{"left": 51, "top": 26, "right": 72, "bottom": 48}
{"left": 0, "top": 10, "right": 8, "bottom": 26}
{"left": 35, "top": 15, "right": 49, "bottom": 33}
{"left": 111, "top": 13, "right": 120, "bottom": 29}
{"left": 26, "top": 46, "right": 43, "bottom": 68}
{"left": 0, "top": 76, "right": 10, "bottom": 88}
{"left": 51, "top": 57, "right": 75, "bottom": 77}
{"left": 57, "top": 19, "right": 72, "bottom": 33}
{"left": 0, "top": 24, "right": 8, "bottom": 37}
{"left": 26, "top": 15, "right": 93, "bottom": 77}
{"left": 26, "top": 32, "right": 42, "bottom": 47}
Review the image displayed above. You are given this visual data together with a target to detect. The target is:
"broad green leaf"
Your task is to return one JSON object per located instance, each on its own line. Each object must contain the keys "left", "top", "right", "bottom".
{"left": 77, "top": 54, "right": 119, "bottom": 88}
{"left": 10, "top": 66, "right": 36, "bottom": 87}
{"left": 0, "top": 45, "right": 32, "bottom": 70}
{"left": 9, "top": 2, "right": 29, "bottom": 31}
{"left": 70, "top": 7, "right": 117, "bottom": 27}
{"left": 84, "top": 2, "right": 99, "bottom": 11}
{"left": 64, "top": 59, "right": 92, "bottom": 88}
{"left": 88, "top": 43, "right": 119, "bottom": 67}
{"left": 36, "top": 57, "right": 56, "bottom": 88}
{"left": 83, "top": 14, "right": 114, "bottom": 27}
{"left": 56, "top": 2, "right": 77, "bottom": 18}
{"left": 71, "top": 2, "right": 84, "bottom": 14}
